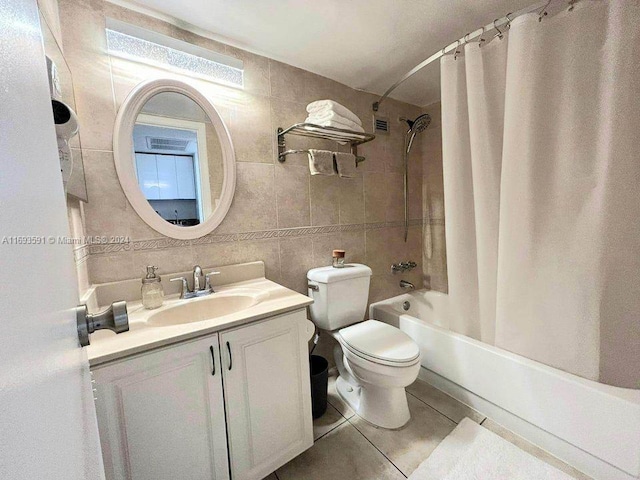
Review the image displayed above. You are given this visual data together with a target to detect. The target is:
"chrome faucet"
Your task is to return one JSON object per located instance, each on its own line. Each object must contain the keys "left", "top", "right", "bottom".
{"left": 391, "top": 261, "right": 417, "bottom": 274}
{"left": 193, "top": 265, "right": 203, "bottom": 291}
{"left": 170, "top": 266, "right": 220, "bottom": 299}
{"left": 399, "top": 279, "right": 415, "bottom": 290}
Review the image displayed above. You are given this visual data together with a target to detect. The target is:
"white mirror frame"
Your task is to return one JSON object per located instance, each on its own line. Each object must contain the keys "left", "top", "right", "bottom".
{"left": 113, "top": 78, "right": 236, "bottom": 240}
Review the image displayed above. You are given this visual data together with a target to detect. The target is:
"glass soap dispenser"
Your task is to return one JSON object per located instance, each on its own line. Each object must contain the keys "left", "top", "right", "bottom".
{"left": 141, "top": 265, "right": 164, "bottom": 310}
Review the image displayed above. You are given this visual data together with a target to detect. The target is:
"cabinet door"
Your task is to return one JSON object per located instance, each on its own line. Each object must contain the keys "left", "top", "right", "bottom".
{"left": 156, "top": 154, "right": 179, "bottom": 199}
{"left": 175, "top": 155, "right": 196, "bottom": 199}
{"left": 222, "top": 310, "right": 313, "bottom": 480}
{"left": 93, "top": 335, "right": 229, "bottom": 480}
{"left": 135, "top": 153, "right": 159, "bottom": 200}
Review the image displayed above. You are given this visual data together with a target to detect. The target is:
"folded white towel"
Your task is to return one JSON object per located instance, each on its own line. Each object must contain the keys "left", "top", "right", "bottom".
{"left": 306, "top": 100, "right": 362, "bottom": 126}
{"left": 304, "top": 116, "right": 365, "bottom": 133}
{"left": 308, "top": 149, "right": 336, "bottom": 176}
{"left": 334, "top": 152, "right": 357, "bottom": 178}
{"left": 306, "top": 111, "right": 365, "bottom": 132}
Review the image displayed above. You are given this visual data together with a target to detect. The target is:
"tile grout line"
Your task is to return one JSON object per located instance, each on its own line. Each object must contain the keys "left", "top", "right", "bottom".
{"left": 315, "top": 393, "right": 354, "bottom": 442}
{"left": 312, "top": 416, "right": 348, "bottom": 443}
{"left": 346, "top": 416, "right": 408, "bottom": 479}
{"left": 405, "top": 390, "right": 462, "bottom": 426}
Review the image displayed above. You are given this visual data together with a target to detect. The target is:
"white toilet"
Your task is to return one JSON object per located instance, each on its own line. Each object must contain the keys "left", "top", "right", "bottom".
{"left": 307, "top": 264, "right": 421, "bottom": 429}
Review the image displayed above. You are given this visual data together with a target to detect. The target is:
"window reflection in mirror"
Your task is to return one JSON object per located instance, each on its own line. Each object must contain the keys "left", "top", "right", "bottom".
{"left": 132, "top": 92, "right": 224, "bottom": 226}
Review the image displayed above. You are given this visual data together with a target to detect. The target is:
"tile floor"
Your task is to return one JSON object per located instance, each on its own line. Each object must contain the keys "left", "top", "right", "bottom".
{"left": 265, "top": 375, "right": 593, "bottom": 480}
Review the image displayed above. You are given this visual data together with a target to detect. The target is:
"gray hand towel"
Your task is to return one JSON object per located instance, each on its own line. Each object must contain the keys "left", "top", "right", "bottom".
{"left": 334, "top": 152, "right": 357, "bottom": 178}
{"left": 308, "top": 149, "right": 336, "bottom": 176}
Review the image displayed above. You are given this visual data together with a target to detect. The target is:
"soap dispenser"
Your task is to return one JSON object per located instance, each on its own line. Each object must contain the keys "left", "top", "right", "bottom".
{"left": 141, "top": 266, "right": 164, "bottom": 310}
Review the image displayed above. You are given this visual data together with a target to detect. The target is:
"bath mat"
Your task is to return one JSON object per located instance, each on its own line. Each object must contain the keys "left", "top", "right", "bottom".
{"left": 408, "top": 418, "right": 574, "bottom": 480}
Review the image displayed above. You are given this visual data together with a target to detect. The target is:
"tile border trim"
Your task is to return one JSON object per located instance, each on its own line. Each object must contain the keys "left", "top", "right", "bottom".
{"left": 83, "top": 218, "right": 440, "bottom": 259}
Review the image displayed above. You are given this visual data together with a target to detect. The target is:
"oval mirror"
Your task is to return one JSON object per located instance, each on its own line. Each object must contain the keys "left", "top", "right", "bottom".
{"left": 114, "top": 79, "right": 235, "bottom": 240}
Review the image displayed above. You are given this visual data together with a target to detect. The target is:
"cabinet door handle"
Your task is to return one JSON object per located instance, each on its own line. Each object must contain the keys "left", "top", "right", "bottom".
{"left": 226, "top": 341, "right": 232, "bottom": 370}
{"left": 209, "top": 345, "right": 216, "bottom": 376}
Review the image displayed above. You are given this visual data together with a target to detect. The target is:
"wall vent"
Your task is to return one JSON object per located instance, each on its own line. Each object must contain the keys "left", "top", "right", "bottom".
{"left": 373, "top": 115, "right": 390, "bottom": 135}
{"left": 146, "top": 137, "right": 189, "bottom": 151}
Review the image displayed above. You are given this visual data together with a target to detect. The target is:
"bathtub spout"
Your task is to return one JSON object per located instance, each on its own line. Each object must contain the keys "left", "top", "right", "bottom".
{"left": 400, "top": 280, "right": 415, "bottom": 290}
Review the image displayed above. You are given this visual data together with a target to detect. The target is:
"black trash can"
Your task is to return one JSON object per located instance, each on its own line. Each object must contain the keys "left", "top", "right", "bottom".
{"left": 310, "top": 355, "right": 328, "bottom": 419}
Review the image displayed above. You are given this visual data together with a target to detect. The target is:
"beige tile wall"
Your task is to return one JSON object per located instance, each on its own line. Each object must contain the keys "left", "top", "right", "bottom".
{"left": 57, "top": 0, "right": 446, "bottom": 310}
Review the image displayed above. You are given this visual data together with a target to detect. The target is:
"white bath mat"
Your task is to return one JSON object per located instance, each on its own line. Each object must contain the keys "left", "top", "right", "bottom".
{"left": 408, "top": 418, "right": 574, "bottom": 480}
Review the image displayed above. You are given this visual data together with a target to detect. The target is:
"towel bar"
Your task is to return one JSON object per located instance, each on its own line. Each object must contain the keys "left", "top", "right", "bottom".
{"left": 279, "top": 148, "right": 365, "bottom": 165}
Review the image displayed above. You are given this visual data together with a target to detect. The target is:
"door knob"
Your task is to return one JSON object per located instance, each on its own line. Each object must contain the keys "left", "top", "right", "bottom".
{"left": 76, "top": 301, "right": 129, "bottom": 347}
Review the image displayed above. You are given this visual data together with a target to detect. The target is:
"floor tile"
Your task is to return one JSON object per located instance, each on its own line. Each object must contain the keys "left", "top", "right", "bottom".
{"left": 276, "top": 422, "right": 405, "bottom": 480}
{"left": 313, "top": 402, "right": 347, "bottom": 441}
{"left": 326, "top": 374, "right": 355, "bottom": 419}
{"left": 407, "top": 379, "right": 485, "bottom": 424}
{"left": 482, "top": 419, "right": 593, "bottom": 480}
{"left": 350, "top": 394, "right": 457, "bottom": 477}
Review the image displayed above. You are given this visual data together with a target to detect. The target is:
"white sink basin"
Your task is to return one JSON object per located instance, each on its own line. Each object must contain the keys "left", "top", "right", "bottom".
{"left": 147, "top": 290, "right": 264, "bottom": 327}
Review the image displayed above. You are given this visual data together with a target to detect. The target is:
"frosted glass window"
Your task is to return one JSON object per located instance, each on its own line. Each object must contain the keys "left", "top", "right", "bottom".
{"left": 106, "top": 28, "right": 243, "bottom": 88}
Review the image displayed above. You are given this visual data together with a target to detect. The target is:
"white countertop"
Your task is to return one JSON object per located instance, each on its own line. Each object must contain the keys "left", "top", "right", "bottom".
{"left": 87, "top": 277, "right": 313, "bottom": 367}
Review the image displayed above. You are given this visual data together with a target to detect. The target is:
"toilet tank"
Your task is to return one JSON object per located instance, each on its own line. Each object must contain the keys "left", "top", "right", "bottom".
{"left": 307, "top": 264, "right": 372, "bottom": 331}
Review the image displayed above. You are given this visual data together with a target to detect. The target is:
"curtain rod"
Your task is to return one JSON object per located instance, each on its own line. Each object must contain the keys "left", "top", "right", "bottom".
{"left": 372, "top": 0, "right": 556, "bottom": 111}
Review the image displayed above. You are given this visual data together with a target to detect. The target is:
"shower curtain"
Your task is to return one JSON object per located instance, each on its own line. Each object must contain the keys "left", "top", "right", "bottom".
{"left": 441, "top": 0, "right": 640, "bottom": 388}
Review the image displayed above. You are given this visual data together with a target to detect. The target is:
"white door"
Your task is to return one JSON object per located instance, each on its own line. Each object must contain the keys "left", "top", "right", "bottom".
{"left": 92, "top": 335, "right": 229, "bottom": 480}
{"left": 222, "top": 310, "right": 313, "bottom": 480}
{"left": 0, "top": 1, "right": 104, "bottom": 479}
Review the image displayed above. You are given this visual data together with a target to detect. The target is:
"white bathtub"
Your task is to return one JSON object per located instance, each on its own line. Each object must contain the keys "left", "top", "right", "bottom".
{"left": 370, "top": 290, "right": 640, "bottom": 480}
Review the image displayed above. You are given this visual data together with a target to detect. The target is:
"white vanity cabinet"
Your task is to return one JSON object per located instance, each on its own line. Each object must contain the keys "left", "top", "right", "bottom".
{"left": 92, "top": 309, "right": 313, "bottom": 480}
{"left": 93, "top": 334, "right": 230, "bottom": 480}
{"left": 221, "top": 311, "right": 314, "bottom": 479}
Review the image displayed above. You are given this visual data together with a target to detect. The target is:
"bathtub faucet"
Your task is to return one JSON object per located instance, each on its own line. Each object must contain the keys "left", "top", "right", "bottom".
{"left": 391, "top": 261, "right": 417, "bottom": 274}
{"left": 399, "top": 280, "right": 415, "bottom": 291}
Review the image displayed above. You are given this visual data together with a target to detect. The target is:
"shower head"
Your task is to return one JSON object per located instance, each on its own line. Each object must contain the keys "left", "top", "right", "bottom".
{"left": 402, "top": 113, "right": 431, "bottom": 153}
{"left": 405, "top": 114, "right": 431, "bottom": 134}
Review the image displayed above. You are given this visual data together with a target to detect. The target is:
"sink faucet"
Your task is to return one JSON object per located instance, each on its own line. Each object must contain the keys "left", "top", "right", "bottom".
{"left": 170, "top": 267, "right": 221, "bottom": 299}
{"left": 193, "top": 265, "right": 203, "bottom": 291}
{"left": 399, "top": 280, "right": 415, "bottom": 291}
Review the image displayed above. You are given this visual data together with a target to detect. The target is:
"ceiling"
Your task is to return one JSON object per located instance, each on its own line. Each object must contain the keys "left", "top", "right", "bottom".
{"left": 117, "top": 0, "right": 534, "bottom": 107}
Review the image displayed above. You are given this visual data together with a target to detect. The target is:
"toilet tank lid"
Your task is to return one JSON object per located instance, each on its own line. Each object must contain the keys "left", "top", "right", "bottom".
{"left": 307, "top": 264, "right": 372, "bottom": 283}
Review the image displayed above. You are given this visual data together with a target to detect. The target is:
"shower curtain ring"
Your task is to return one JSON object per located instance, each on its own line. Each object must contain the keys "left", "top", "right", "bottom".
{"left": 453, "top": 40, "right": 461, "bottom": 60}
{"left": 505, "top": 12, "right": 513, "bottom": 29}
{"left": 493, "top": 19, "right": 504, "bottom": 40}
{"left": 477, "top": 26, "right": 486, "bottom": 48}
{"left": 538, "top": 0, "right": 552, "bottom": 21}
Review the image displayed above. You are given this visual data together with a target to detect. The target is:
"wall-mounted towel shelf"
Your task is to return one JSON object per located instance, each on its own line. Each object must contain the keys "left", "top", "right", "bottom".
{"left": 277, "top": 123, "right": 375, "bottom": 163}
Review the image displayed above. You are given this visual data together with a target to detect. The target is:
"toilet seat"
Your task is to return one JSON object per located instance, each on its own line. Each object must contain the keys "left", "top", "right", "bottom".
{"left": 338, "top": 320, "right": 420, "bottom": 367}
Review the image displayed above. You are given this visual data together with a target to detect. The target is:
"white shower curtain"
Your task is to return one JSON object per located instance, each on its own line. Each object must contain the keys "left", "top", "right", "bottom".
{"left": 441, "top": 0, "right": 640, "bottom": 388}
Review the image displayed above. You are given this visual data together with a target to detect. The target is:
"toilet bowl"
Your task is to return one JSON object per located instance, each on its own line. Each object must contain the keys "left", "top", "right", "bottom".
{"left": 307, "top": 264, "right": 421, "bottom": 429}
{"left": 332, "top": 320, "right": 421, "bottom": 428}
